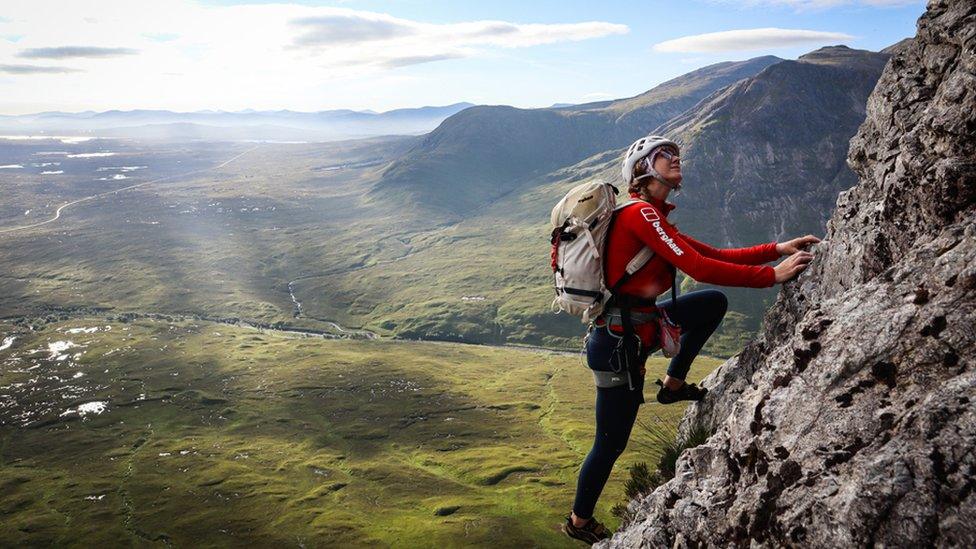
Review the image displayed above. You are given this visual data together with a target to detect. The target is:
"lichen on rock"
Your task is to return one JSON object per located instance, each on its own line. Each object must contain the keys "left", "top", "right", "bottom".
{"left": 599, "top": 1, "right": 976, "bottom": 547}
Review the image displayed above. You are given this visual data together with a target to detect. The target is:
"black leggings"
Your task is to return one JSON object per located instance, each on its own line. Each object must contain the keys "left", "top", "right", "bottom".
{"left": 571, "top": 289, "right": 728, "bottom": 519}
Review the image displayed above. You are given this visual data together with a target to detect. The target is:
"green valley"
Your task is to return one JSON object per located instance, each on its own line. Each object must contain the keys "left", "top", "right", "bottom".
{"left": 0, "top": 317, "right": 717, "bottom": 546}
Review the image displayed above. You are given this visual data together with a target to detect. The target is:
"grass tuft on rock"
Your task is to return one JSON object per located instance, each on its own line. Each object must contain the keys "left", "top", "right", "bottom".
{"left": 612, "top": 415, "right": 714, "bottom": 525}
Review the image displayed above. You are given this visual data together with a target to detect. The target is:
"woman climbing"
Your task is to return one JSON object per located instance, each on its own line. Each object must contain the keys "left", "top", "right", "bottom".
{"left": 563, "top": 135, "right": 819, "bottom": 544}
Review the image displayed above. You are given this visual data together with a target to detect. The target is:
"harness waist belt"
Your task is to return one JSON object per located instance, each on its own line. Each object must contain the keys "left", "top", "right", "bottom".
{"left": 592, "top": 369, "right": 631, "bottom": 388}
{"left": 602, "top": 308, "right": 660, "bottom": 323}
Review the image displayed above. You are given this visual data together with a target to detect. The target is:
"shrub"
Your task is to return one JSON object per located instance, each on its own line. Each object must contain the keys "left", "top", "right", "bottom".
{"left": 611, "top": 414, "right": 713, "bottom": 526}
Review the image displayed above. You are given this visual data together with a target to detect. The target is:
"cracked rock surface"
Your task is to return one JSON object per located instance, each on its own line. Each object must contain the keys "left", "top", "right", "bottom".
{"left": 599, "top": 1, "right": 975, "bottom": 547}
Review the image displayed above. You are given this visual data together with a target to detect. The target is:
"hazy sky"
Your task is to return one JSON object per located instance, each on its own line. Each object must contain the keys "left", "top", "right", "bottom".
{"left": 0, "top": 0, "right": 924, "bottom": 114}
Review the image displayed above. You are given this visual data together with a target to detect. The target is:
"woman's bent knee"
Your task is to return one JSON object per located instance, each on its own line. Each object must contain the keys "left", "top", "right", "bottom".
{"left": 704, "top": 289, "right": 728, "bottom": 316}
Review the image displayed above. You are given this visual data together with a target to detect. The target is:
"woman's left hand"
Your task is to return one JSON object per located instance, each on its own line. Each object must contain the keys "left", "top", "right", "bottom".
{"left": 776, "top": 235, "right": 821, "bottom": 256}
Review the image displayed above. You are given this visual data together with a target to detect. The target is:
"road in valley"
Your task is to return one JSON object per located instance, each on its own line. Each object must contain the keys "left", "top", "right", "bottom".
{"left": 0, "top": 147, "right": 258, "bottom": 235}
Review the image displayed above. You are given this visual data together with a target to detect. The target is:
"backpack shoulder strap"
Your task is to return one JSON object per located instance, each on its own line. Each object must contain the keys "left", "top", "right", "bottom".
{"left": 621, "top": 198, "right": 678, "bottom": 313}
{"left": 605, "top": 200, "right": 655, "bottom": 293}
{"left": 625, "top": 247, "right": 654, "bottom": 276}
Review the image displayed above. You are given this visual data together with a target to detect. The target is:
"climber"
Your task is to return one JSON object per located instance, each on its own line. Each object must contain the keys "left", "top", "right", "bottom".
{"left": 563, "top": 135, "right": 819, "bottom": 544}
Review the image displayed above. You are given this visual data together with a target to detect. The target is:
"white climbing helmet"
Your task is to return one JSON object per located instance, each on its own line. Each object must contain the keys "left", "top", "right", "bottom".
{"left": 621, "top": 135, "right": 680, "bottom": 186}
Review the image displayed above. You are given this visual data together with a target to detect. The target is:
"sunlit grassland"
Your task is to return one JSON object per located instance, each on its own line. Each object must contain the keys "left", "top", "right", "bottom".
{"left": 0, "top": 137, "right": 767, "bottom": 354}
{"left": 0, "top": 318, "right": 719, "bottom": 546}
{"left": 0, "top": 138, "right": 425, "bottom": 325}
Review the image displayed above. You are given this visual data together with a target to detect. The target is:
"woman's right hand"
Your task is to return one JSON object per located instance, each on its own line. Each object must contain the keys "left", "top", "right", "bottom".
{"left": 774, "top": 251, "right": 814, "bottom": 283}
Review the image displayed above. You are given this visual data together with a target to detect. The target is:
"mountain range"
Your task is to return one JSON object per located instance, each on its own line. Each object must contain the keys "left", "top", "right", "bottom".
{"left": 0, "top": 103, "right": 474, "bottom": 141}
{"left": 373, "top": 56, "right": 782, "bottom": 214}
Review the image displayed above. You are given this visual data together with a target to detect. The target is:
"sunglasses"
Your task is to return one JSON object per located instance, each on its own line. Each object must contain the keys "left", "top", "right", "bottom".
{"left": 656, "top": 148, "right": 680, "bottom": 161}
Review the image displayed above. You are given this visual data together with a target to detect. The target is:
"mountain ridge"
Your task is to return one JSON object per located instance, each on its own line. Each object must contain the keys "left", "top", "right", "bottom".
{"left": 371, "top": 55, "right": 784, "bottom": 214}
{"left": 0, "top": 102, "right": 475, "bottom": 121}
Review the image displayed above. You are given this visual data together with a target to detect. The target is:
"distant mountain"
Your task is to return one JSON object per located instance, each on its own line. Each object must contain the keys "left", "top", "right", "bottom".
{"left": 642, "top": 46, "right": 891, "bottom": 332}
{"left": 0, "top": 103, "right": 475, "bottom": 141}
{"left": 372, "top": 56, "right": 783, "bottom": 213}
{"left": 546, "top": 45, "right": 889, "bottom": 248}
{"left": 96, "top": 122, "right": 318, "bottom": 142}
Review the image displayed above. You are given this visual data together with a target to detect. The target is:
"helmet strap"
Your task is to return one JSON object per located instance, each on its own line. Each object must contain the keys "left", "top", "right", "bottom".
{"left": 634, "top": 171, "right": 681, "bottom": 192}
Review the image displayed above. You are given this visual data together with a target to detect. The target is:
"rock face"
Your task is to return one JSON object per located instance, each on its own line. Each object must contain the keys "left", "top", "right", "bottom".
{"left": 599, "top": 1, "right": 976, "bottom": 547}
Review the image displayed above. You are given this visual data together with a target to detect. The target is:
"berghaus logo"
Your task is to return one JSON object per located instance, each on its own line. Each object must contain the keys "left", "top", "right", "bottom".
{"left": 654, "top": 223, "right": 685, "bottom": 256}
{"left": 640, "top": 207, "right": 683, "bottom": 256}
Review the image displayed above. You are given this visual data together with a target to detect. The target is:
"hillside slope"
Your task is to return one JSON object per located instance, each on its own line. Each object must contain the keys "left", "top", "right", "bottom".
{"left": 602, "top": 1, "right": 975, "bottom": 545}
{"left": 372, "top": 56, "right": 781, "bottom": 214}
{"left": 657, "top": 46, "right": 890, "bottom": 245}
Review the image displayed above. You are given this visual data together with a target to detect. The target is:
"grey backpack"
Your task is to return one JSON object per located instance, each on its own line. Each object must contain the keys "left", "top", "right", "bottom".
{"left": 549, "top": 181, "right": 653, "bottom": 323}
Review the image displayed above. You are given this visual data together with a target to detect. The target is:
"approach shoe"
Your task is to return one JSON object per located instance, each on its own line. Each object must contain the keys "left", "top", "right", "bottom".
{"left": 655, "top": 379, "right": 707, "bottom": 404}
{"left": 562, "top": 514, "right": 611, "bottom": 544}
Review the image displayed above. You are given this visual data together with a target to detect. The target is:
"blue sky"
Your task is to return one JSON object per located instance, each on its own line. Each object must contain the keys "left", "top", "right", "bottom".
{"left": 0, "top": 0, "right": 925, "bottom": 114}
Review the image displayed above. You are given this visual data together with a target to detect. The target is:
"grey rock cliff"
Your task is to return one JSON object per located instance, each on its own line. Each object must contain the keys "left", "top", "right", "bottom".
{"left": 599, "top": 1, "right": 976, "bottom": 547}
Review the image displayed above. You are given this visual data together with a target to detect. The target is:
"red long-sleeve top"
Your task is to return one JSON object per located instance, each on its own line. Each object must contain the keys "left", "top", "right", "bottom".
{"left": 606, "top": 193, "right": 780, "bottom": 307}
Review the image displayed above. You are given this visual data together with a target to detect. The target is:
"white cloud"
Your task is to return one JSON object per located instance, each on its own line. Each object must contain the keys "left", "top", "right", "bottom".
{"left": 0, "top": 63, "right": 80, "bottom": 74}
{"left": 653, "top": 28, "right": 854, "bottom": 53}
{"left": 0, "top": 1, "right": 627, "bottom": 112}
{"left": 285, "top": 10, "right": 628, "bottom": 69}
{"left": 291, "top": 13, "right": 417, "bottom": 46}
{"left": 376, "top": 53, "right": 465, "bottom": 69}
{"left": 18, "top": 46, "right": 138, "bottom": 59}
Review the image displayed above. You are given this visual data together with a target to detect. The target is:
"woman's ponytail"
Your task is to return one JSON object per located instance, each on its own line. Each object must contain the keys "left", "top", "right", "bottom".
{"left": 627, "top": 157, "right": 652, "bottom": 198}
